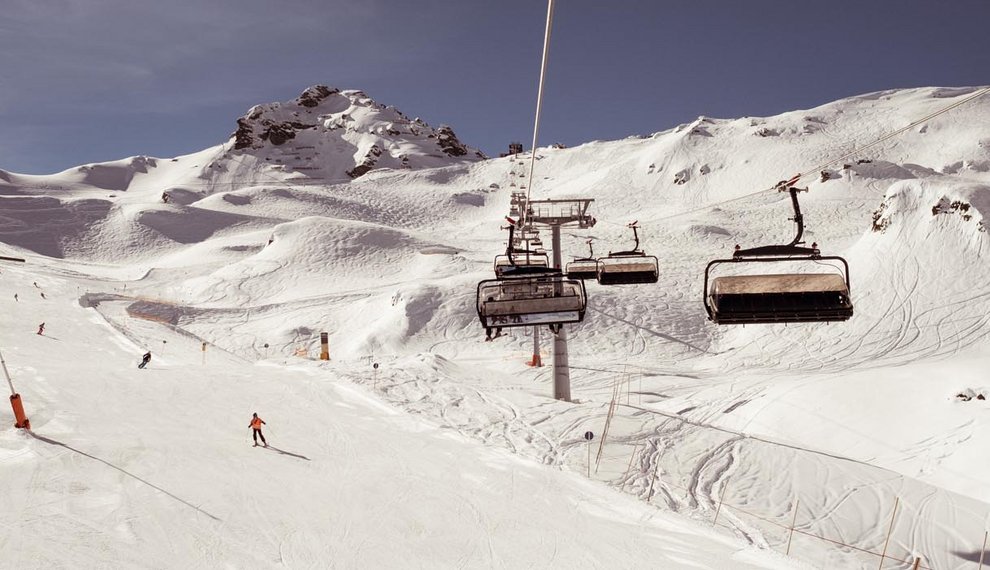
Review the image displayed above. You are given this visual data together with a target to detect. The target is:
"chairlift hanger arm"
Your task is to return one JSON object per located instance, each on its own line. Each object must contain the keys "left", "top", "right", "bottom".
{"left": 784, "top": 185, "right": 806, "bottom": 247}
{"left": 572, "top": 239, "right": 595, "bottom": 262}
{"left": 734, "top": 186, "right": 814, "bottom": 257}
{"left": 628, "top": 222, "right": 640, "bottom": 252}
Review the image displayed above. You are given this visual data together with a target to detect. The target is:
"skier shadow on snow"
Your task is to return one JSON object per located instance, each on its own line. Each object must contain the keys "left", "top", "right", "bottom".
{"left": 28, "top": 431, "right": 222, "bottom": 522}
{"left": 262, "top": 445, "right": 310, "bottom": 461}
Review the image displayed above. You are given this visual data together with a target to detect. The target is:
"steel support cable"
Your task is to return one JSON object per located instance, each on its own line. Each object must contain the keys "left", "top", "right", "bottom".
{"left": 650, "top": 86, "right": 990, "bottom": 224}
{"left": 790, "top": 85, "right": 990, "bottom": 184}
{"left": 523, "top": 0, "right": 556, "bottom": 227}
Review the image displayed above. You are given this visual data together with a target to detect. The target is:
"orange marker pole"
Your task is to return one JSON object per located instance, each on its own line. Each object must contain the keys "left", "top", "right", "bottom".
{"left": 10, "top": 394, "right": 29, "bottom": 429}
{"left": 320, "top": 332, "right": 330, "bottom": 361}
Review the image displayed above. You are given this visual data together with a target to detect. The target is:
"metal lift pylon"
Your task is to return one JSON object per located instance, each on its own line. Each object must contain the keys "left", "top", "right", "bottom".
{"left": 523, "top": 199, "right": 595, "bottom": 401}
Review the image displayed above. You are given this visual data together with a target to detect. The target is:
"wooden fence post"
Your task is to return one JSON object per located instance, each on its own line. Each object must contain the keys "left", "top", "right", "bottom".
{"left": 979, "top": 530, "right": 987, "bottom": 570}
{"left": 786, "top": 499, "right": 800, "bottom": 555}
{"left": 622, "top": 441, "right": 641, "bottom": 490}
{"left": 878, "top": 496, "right": 899, "bottom": 570}
{"left": 595, "top": 397, "right": 616, "bottom": 472}
{"left": 712, "top": 477, "right": 731, "bottom": 527}
{"left": 647, "top": 453, "right": 662, "bottom": 503}
{"left": 912, "top": 557, "right": 920, "bottom": 570}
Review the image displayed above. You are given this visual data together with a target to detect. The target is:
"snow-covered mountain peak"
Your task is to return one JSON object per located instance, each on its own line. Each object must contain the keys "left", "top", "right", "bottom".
{"left": 224, "top": 84, "right": 484, "bottom": 181}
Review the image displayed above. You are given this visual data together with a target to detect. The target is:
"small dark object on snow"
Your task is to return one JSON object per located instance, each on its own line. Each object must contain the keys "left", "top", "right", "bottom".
{"left": 138, "top": 351, "right": 152, "bottom": 369}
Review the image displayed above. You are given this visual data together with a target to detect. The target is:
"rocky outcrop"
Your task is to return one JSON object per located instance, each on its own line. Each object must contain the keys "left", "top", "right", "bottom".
{"left": 296, "top": 85, "right": 339, "bottom": 108}
{"left": 435, "top": 125, "right": 470, "bottom": 157}
{"left": 347, "top": 145, "right": 383, "bottom": 179}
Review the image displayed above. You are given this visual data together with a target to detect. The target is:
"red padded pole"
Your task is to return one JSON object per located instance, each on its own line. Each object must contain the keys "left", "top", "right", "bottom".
{"left": 10, "top": 393, "right": 29, "bottom": 429}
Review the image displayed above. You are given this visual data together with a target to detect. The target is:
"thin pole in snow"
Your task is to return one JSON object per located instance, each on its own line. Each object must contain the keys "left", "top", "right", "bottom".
{"left": 712, "top": 477, "right": 731, "bottom": 527}
{"left": 586, "top": 439, "right": 591, "bottom": 478}
{"left": 786, "top": 499, "right": 800, "bottom": 555}
{"left": 1, "top": 349, "right": 16, "bottom": 396}
{"left": 878, "top": 497, "right": 899, "bottom": 570}
{"left": 979, "top": 530, "right": 987, "bottom": 570}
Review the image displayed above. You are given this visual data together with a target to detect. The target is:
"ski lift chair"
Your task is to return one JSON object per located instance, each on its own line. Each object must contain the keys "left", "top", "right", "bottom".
{"left": 494, "top": 252, "right": 550, "bottom": 277}
{"left": 703, "top": 184, "right": 853, "bottom": 324}
{"left": 494, "top": 223, "right": 552, "bottom": 278}
{"left": 477, "top": 274, "right": 587, "bottom": 331}
{"left": 597, "top": 222, "right": 659, "bottom": 285}
{"left": 566, "top": 239, "right": 599, "bottom": 280}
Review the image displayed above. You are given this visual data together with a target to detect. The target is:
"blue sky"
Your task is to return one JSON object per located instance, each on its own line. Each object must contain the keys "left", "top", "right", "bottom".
{"left": 2, "top": 0, "right": 988, "bottom": 174}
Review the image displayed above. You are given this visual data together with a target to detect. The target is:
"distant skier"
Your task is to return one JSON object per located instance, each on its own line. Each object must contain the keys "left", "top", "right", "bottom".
{"left": 37, "top": 322, "right": 45, "bottom": 335}
{"left": 161, "top": 191, "right": 170, "bottom": 204}
{"left": 249, "top": 413, "right": 268, "bottom": 447}
{"left": 14, "top": 293, "right": 18, "bottom": 302}
{"left": 40, "top": 292, "right": 46, "bottom": 299}
{"left": 138, "top": 351, "right": 151, "bottom": 369}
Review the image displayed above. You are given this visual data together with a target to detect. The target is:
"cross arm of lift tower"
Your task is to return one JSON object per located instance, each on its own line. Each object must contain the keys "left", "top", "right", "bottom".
{"left": 522, "top": 198, "right": 596, "bottom": 229}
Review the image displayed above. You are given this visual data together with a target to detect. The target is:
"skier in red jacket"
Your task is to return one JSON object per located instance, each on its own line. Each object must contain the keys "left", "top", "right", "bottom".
{"left": 249, "top": 413, "right": 268, "bottom": 447}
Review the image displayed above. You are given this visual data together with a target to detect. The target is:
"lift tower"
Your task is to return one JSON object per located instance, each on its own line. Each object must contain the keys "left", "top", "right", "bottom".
{"left": 524, "top": 198, "right": 595, "bottom": 401}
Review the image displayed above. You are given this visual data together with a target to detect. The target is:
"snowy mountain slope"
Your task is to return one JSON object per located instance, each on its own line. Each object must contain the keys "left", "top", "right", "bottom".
{"left": 0, "top": 86, "right": 484, "bottom": 262}
{"left": 0, "top": 263, "right": 800, "bottom": 569}
{"left": 2, "top": 85, "right": 990, "bottom": 568}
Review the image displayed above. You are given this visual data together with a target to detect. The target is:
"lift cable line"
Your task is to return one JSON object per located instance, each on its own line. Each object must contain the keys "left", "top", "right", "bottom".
{"left": 477, "top": 0, "right": 599, "bottom": 401}
{"left": 790, "top": 85, "right": 990, "bottom": 186}
{"left": 523, "top": 0, "right": 556, "bottom": 220}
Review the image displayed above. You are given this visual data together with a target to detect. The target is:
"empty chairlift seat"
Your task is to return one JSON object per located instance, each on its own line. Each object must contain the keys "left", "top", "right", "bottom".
{"left": 567, "top": 239, "right": 599, "bottom": 281}
{"left": 706, "top": 272, "right": 853, "bottom": 324}
{"left": 494, "top": 252, "right": 550, "bottom": 277}
{"left": 565, "top": 259, "right": 598, "bottom": 280}
{"left": 596, "top": 222, "right": 659, "bottom": 285}
{"left": 703, "top": 184, "right": 854, "bottom": 325}
{"left": 477, "top": 275, "right": 587, "bottom": 328}
{"left": 596, "top": 254, "right": 659, "bottom": 285}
